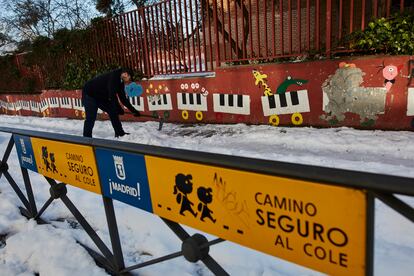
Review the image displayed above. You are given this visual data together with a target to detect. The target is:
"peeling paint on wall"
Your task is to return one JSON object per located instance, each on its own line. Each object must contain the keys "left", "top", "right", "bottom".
{"left": 321, "top": 66, "right": 387, "bottom": 124}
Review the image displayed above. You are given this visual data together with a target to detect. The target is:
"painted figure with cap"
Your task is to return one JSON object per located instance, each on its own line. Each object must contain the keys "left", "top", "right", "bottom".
{"left": 82, "top": 68, "right": 142, "bottom": 138}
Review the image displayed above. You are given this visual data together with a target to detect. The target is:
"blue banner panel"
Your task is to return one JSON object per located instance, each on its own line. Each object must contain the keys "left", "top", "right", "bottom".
{"left": 95, "top": 148, "right": 153, "bottom": 213}
{"left": 13, "top": 134, "right": 37, "bottom": 172}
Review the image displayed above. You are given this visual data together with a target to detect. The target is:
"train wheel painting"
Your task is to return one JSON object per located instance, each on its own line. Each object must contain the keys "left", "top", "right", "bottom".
{"left": 182, "top": 110, "right": 189, "bottom": 120}
{"left": 291, "top": 113, "right": 303, "bottom": 125}
{"left": 195, "top": 111, "right": 203, "bottom": 121}
{"left": 269, "top": 115, "right": 280, "bottom": 126}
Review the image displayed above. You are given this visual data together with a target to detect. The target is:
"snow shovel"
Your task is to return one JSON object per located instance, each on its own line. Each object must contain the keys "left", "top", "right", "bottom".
{"left": 133, "top": 113, "right": 164, "bottom": 131}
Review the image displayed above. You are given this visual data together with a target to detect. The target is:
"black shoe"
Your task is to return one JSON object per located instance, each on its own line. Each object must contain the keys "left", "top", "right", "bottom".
{"left": 115, "top": 132, "right": 130, "bottom": 138}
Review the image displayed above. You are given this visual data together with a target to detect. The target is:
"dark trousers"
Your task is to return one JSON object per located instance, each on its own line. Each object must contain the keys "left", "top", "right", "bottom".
{"left": 82, "top": 90, "right": 125, "bottom": 137}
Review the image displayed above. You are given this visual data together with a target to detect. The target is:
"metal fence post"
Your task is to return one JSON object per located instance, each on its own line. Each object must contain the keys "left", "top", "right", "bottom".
{"left": 325, "top": 0, "right": 332, "bottom": 57}
{"left": 212, "top": 0, "right": 221, "bottom": 68}
{"left": 140, "top": 8, "right": 151, "bottom": 77}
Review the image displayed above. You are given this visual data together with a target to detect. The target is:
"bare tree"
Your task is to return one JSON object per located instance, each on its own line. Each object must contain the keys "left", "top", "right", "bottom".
{"left": 0, "top": 22, "right": 13, "bottom": 51}
{"left": 55, "top": 0, "right": 93, "bottom": 29}
{"left": 95, "top": 0, "right": 158, "bottom": 17}
{"left": 1, "top": 0, "right": 97, "bottom": 41}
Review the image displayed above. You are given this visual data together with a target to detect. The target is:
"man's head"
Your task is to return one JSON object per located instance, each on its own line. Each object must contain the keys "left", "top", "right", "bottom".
{"left": 120, "top": 68, "right": 134, "bottom": 83}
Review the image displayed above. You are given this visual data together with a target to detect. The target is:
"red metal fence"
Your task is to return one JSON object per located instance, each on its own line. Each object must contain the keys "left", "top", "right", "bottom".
{"left": 0, "top": 0, "right": 411, "bottom": 92}
{"left": 90, "top": 0, "right": 209, "bottom": 76}
{"left": 90, "top": 0, "right": 411, "bottom": 77}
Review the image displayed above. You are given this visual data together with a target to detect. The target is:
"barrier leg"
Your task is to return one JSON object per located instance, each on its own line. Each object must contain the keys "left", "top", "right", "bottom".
{"left": 0, "top": 136, "right": 15, "bottom": 179}
{"left": 366, "top": 192, "right": 375, "bottom": 276}
{"left": 21, "top": 167, "right": 38, "bottom": 217}
{"left": 102, "top": 196, "right": 126, "bottom": 272}
{"left": 44, "top": 178, "right": 120, "bottom": 274}
{"left": 161, "top": 218, "right": 229, "bottom": 276}
{"left": 121, "top": 248, "right": 183, "bottom": 272}
{"left": 2, "top": 170, "right": 30, "bottom": 210}
{"left": 33, "top": 197, "right": 54, "bottom": 220}
{"left": 0, "top": 135, "right": 34, "bottom": 217}
{"left": 120, "top": 218, "right": 227, "bottom": 274}
{"left": 374, "top": 192, "right": 414, "bottom": 223}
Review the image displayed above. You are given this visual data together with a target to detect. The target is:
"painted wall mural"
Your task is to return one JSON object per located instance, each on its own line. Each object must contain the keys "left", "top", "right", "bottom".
{"left": 378, "top": 62, "right": 403, "bottom": 92}
{"left": 253, "top": 70, "right": 273, "bottom": 96}
{"left": 1, "top": 56, "right": 413, "bottom": 130}
{"left": 276, "top": 76, "right": 308, "bottom": 94}
{"left": 261, "top": 90, "right": 310, "bottom": 126}
{"left": 178, "top": 82, "right": 209, "bottom": 121}
{"left": 253, "top": 70, "right": 310, "bottom": 126}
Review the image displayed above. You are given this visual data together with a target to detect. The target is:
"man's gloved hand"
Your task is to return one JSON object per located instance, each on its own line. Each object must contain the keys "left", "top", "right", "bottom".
{"left": 133, "top": 110, "right": 140, "bottom": 117}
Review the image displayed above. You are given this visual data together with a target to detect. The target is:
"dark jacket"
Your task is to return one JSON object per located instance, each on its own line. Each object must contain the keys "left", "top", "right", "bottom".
{"left": 83, "top": 68, "right": 138, "bottom": 114}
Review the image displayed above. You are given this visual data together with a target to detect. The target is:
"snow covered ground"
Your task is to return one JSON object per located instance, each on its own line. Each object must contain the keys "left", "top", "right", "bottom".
{"left": 0, "top": 115, "right": 413, "bottom": 276}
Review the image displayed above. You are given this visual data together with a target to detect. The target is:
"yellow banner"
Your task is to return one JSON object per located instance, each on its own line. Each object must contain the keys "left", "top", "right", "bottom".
{"left": 146, "top": 156, "right": 366, "bottom": 276}
{"left": 31, "top": 138, "right": 101, "bottom": 194}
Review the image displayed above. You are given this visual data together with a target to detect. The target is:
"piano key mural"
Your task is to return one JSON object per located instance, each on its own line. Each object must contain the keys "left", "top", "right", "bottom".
{"left": 1, "top": 55, "right": 413, "bottom": 130}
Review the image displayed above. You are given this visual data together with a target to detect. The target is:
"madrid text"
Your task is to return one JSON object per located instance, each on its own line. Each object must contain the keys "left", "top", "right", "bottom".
{"left": 255, "top": 192, "right": 348, "bottom": 268}
{"left": 21, "top": 155, "right": 33, "bottom": 165}
{"left": 66, "top": 153, "right": 95, "bottom": 186}
{"left": 109, "top": 179, "right": 140, "bottom": 199}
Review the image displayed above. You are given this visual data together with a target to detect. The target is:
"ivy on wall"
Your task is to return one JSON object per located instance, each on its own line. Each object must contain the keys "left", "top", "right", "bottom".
{"left": 347, "top": 12, "right": 414, "bottom": 55}
{"left": 63, "top": 58, "right": 117, "bottom": 90}
{"left": 24, "top": 27, "right": 111, "bottom": 90}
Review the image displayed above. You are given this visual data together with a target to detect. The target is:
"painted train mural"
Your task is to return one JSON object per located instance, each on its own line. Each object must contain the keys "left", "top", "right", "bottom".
{"left": 1, "top": 55, "right": 413, "bottom": 130}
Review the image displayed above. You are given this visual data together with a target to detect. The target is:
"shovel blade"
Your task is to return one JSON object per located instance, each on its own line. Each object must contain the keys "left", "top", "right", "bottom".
{"left": 158, "top": 117, "right": 164, "bottom": 131}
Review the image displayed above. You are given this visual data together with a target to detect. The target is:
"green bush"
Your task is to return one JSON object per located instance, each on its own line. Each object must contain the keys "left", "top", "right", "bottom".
{"left": 348, "top": 13, "right": 414, "bottom": 55}
{"left": 63, "top": 58, "right": 117, "bottom": 90}
{"left": 1, "top": 15, "right": 144, "bottom": 92}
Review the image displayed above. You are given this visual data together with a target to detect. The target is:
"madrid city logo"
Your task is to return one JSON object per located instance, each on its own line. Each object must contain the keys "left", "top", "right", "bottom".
{"left": 109, "top": 155, "right": 140, "bottom": 198}
{"left": 113, "top": 155, "right": 126, "bottom": 180}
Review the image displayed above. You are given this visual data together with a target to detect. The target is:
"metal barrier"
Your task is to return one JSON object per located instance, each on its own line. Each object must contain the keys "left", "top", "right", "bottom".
{"left": 0, "top": 126, "right": 413, "bottom": 275}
